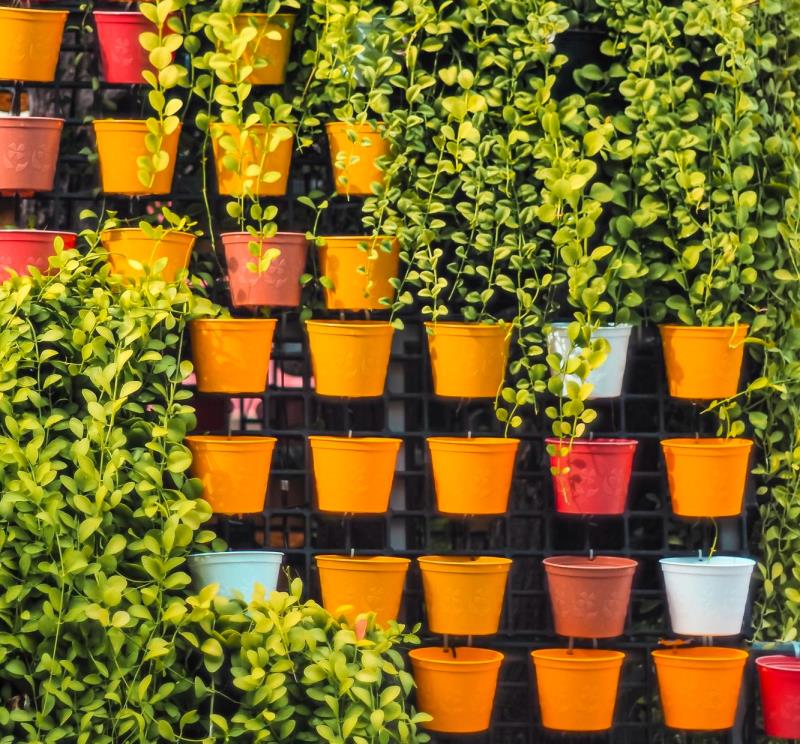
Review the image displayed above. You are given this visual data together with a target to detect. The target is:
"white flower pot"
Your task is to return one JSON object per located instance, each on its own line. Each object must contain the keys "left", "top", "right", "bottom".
{"left": 188, "top": 551, "right": 284, "bottom": 603}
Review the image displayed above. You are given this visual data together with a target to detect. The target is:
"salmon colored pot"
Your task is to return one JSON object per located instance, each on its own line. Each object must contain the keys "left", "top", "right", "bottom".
{"left": 233, "top": 13, "right": 295, "bottom": 85}
{"left": 186, "top": 435, "right": 276, "bottom": 514}
{"left": 426, "top": 322, "right": 509, "bottom": 398}
{"left": 222, "top": 231, "right": 308, "bottom": 308}
{"left": 652, "top": 647, "right": 747, "bottom": 731}
{"left": 661, "top": 438, "right": 753, "bottom": 517}
{"left": 326, "top": 122, "right": 389, "bottom": 197}
{"left": 531, "top": 649, "right": 625, "bottom": 732}
{"left": 0, "top": 7, "right": 66, "bottom": 82}
{"left": 94, "top": 11, "right": 153, "bottom": 84}
{"left": 101, "top": 228, "right": 195, "bottom": 282}
{"left": 189, "top": 318, "right": 277, "bottom": 394}
{"left": 418, "top": 556, "right": 512, "bottom": 635}
{"left": 306, "top": 320, "right": 393, "bottom": 397}
{"left": 211, "top": 122, "right": 293, "bottom": 197}
{"left": 547, "top": 438, "right": 637, "bottom": 515}
{"left": 0, "top": 230, "right": 76, "bottom": 279}
{"left": 543, "top": 556, "right": 637, "bottom": 639}
{"left": 317, "top": 235, "right": 399, "bottom": 310}
{"left": 660, "top": 324, "right": 749, "bottom": 400}
{"left": 94, "top": 119, "right": 180, "bottom": 195}
{"left": 410, "top": 647, "right": 504, "bottom": 733}
{"left": 0, "top": 118, "right": 63, "bottom": 196}
{"left": 315, "top": 555, "right": 410, "bottom": 625}
{"left": 428, "top": 437, "right": 519, "bottom": 515}
{"left": 756, "top": 655, "right": 800, "bottom": 739}
{"left": 310, "top": 436, "right": 401, "bottom": 514}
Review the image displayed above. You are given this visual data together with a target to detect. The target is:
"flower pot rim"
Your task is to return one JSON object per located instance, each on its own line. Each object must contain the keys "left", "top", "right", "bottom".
{"left": 660, "top": 555, "right": 756, "bottom": 569}
{"left": 410, "top": 646, "right": 504, "bottom": 668}
{"left": 0, "top": 5, "right": 67, "bottom": 18}
{"left": 210, "top": 120, "right": 294, "bottom": 133}
{"left": 424, "top": 320, "right": 508, "bottom": 335}
{"left": 549, "top": 321, "right": 632, "bottom": 331}
{"left": 221, "top": 230, "right": 307, "bottom": 240}
{"left": 101, "top": 227, "right": 196, "bottom": 240}
{"left": 190, "top": 317, "right": 277, "bottom": 328}
{"left": 418, "top": 555, "right": 512, "bottom": 570}
{"left": 317, "top": 234, "right": 396, "bottom": 246}
{"left": 659, "top": 323, "right": 749, "bottom": 335}
{"left": 755, "top": 655, "right": 800, "bottom": 672}
{"left": 661, "top": 437, "right": 753, "bottom": 451}
{"left": 0, "top": 116, "right": 64, "bottom": 127}
{"left": 652, "top": 647, "right": 748, "bottom": 664}
{"left": 93, "top": 10, "right": 151, "bottom": 19}
{"left": 306, "top": 319, "right": 393, "bottom": 333}
{"left": 93, "top": 118, "right": 182, "bottom": 130}
{"left": 325, "top": 120, "right": 384, "bottom": 133}
{"left": 531, "top": 648, "right": 625, "bottom": 665}
{"left": 188, "top": 550, "right": 284, "bottom": 561}
{"left": 543, "top": 555, "right": 638, "bottom": 572}
{"left": 546, "top": 437, "right": 637, "bottom": 449}
{"left": 309, "top": 435, "right": 402, "bottom": 449}
{"left": 428, "top": 436, "right": 519, "bottom": 448}
{"left": 186, "top": 435, "right": 277, "bottom": 447}
{"left": 315, "top": 554, "right": 410, "bottom": 570}
{"left": 0, "top": 229, "right": 77, "bottom": 238}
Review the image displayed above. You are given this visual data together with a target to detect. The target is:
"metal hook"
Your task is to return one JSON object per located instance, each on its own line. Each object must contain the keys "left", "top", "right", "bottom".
{"left": 589, "top": 548, "right": 595, "bottom": 561}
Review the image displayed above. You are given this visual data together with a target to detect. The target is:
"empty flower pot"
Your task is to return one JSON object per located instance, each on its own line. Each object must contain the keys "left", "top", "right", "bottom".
{"left": 756, "top": 655, "right": 800, "bottom": 738}
{"left": 306, "top": 320, "right": 393, "bottom": 397}
{"left": 310, "top": 436, "right": 401, "bottom": 513}
{"left": 185, "top": 435, "right": 276, "bottom": 514}
{"left": 94, "top": 11, "right": 154, "bottom": 84}
{"left": 0, "top": 230, "right": 76, "bottom": 279}
{"left": 315, "top": 555, "right": 410, "bottom": 625}
{"left": 317, "top": 235, "right": 399, "bottom": 310}
{"left": 0, "top": 118, "right": 63, "bottom": 195}
{"left": 409, "top": 647, "right": 504, "bottom": 733}
{"left": 418, "top": 555, "right": 512, "bottom": 635}
{"left": 426, "top": 322, "right": 510, "bottom": 398}
{"left": 428, "top": 437, "right": 519, "bottom": 515}
{"left": 660, "top": 556, "right": 755, "bottom": 636}
{"left": 189, "top": 318, "right": 277, "bottom": 394}
{"left": 326, "top": 121, "right": 389, "bottom": 196}
{"left": 546, "top": 438, "right": 637, "bottom": 515}
{"left": 652, "top": 647, "right": 748, "bottom": 730}
{"left": 543, "top": 556, "right": 638, "bottom": 639}
{"left": 0, "top": 7, "right": 66, "bottom": 82}
{"left": 661, "top": 437, "right": 752, "bottom": 517}
{"left": 233, "top": 13, "right": 295, "bottom": 85}
{"left": 531, "top": 649, "right": 625, "bottom": 732}
{"left": 660, "top": 324, "right": 749, "bottom": 399}
{"left": 188, "top": 550, "right": 283, "bottom": 603}
{"left": 222, "top": 231, "right": 308, "bottom": 308}
{"left": 101, "top": 228, "right": 195, "bottom": 282}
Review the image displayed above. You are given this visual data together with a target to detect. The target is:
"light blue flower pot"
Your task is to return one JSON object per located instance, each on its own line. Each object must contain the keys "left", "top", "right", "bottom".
{"left": 188, "top": 550, "right": 284, "bottom": 603}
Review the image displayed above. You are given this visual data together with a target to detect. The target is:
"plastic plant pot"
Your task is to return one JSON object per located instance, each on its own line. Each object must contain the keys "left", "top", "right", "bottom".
{"left": 326, "top": 121, "right": 389, "bottom": 196}
{"left": 0, "top": 7, "right": 66, "bottom": 82}
{"left": 101, "top": 228, "right": 195, "bottom": 282}
{"left": 0, "top": 230, "right": 76, "bottom": 279}
{"left": 188, "top": 551, "right": 283, "bottom": 603}
{"left": 233, "top": 13, "right": 294, "bottom": 85}
{"left": 93, "top": 11, "right": 154, "bottom": 84}
{"left": 756, "top": 655, "right": 800, "bottom": 739}
{"left": 0, "top": 118, "right": 63, "bottom": 196}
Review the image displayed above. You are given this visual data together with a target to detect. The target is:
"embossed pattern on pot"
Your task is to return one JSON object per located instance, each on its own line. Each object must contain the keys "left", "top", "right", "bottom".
{"left": 0, "top": 230, "right": 76, "bottom": 279}
{"left": 0, "top": 7, "right": 67, "bottom": 82}
{"left": 0, "top": 118, "right": 63, "bottom": 195}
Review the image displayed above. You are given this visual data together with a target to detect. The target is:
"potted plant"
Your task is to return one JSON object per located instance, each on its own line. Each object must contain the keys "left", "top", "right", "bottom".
{"left": 0, "top": 6, "right": 66, "bottom": 82}
{"left": 756, "top": 655, "right": 800, "bottom": 738}
{"left": 188, "top": 550, "right": 284, "bottom": 603}
{"left": 0, "top": 117, "right": 63, "bottom": 195}
{"left": 232, "top": 8, "right": 296, "bottom": 85}
{"left": 326, "top": 120, "right": 389, "bottom": 197}
{"left": 94, "top": 9, "right": 156, "bottom": 84}
{"left": 0, "top": 230, "right": 77, "bottom": 279}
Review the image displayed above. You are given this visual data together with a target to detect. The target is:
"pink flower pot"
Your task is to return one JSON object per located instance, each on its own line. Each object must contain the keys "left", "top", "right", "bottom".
{"left": 94, "top": 11, "right": 154, "bottom": 84}
{"left": 0, "top": 230, "right": 76, "bottom": 279}
{"left": 0, "top": 118, "right": 62, "bottom": 195}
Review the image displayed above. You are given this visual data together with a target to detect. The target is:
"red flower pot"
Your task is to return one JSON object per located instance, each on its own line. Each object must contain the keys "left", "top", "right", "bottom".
{"left": 94, "top": 11, "right": 153, "bottom": 84}
{"left": 756, "top": 655, "right": 800, "bottom": 739}
{"left": 0, "top": 118, "right": 63, "bottom": 195}
{"left": 546, "top": 438, "right": 637, "bottom": 515}
{"left": 0, "top": 230, "right": 76, "bottom": 279}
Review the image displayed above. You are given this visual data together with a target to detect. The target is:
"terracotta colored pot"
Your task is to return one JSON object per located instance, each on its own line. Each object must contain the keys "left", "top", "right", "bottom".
{"left": 425, "top": 322, "right": 510, "bottom": 398}
{"left": 315, "top": 555, "right": 409, "bottom": 625}
{"left": 189, "top": 318, "right": 277, "bottom": 394}
{"left": 222, "top": 232, "right": 308, "bottom": 308}
{"left": 543, "top": 556, "right": 637, "bottom": 638}
{"left": 428, "top": 437, "right": 519, "bottom": 515}
{"left": 652, "top": 647, "right": 747, "bottom": 731}
{"left": 317, "top": 235, "right": 399, "bottom": 310}
{"left": 94, "top": 11, "right": 153, "bottom": 84}
{"left": 186, "top": 435, "right": 276, "bottom": 514}
{"left": 546, "top": 438, "right": 638, "bottom": 515}
{"left": 756, "top": 655, "right": 800, "bottom": 739}
{"left": 310, "top": 436, "right": 401, "bottom": 513}
{"left": 409, "top": 647, "right": 504, "bottom": 734}
{"left": 101, "top": 228, "right": 195, "bottom": 282}
{"left": 0, "top": 118, "right": 63, "bottom": 196}
{"left": 233, "top": 13, "right": 295, "bottom": 85}
{"left": 326, "top": 121, "right": 389, "bottom": 196}
{"left": 660, "top": 324, "right": 749, "bottom": 400}
{"left": 532, "top": 649, "right": 625, "bottom": 732}
{"left": 0, "top": 230, "right": 76, "bottom": 279}
{"left": 418, "top": 555, "right": 511, "bottom": 635}
{"left": 0, "top": 7, "right": 66, "bottom": 82}
{"left": 661, "top": 437, "right": 752, "bottom": 517}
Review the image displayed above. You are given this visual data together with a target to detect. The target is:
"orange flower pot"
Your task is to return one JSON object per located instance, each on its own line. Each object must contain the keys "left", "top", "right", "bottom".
{"left": 310, "top": 436, "right": 401, "bottom": 513}
{"left": 326, "top": 122, "right": 389, "bottom": 196}
{"left": 317, "top": 235, "right": 399, "bottom": 310}
{"left": 101, "top": 228, "right": 195, "bottom": 282}
{"left": 428, "top": 437, "right": 519, "bottom": 515}
{"left": 189, "top": 318, "right": 277, "bottom": 394}
{"left": 410, "top": 647, "right": 504, "bottom": 733}
{"left": 531, "top": 649, "right": 625, "bottom": 732}
{"left": 425, "top": 322, "right": 509, "bottom": 398}
{"left": 233, "top": 13, "right": 295, "bottom": 85}
{"left": 652, "top": 647, "right": 748, "bottom": 731}
{"left": 185, "top": 435, "right": 276, "bottom": 514}
{"left": 0, "top": 7, "right": 67, "bottom": 82}
{"left": 306, "top": 320, "right": 393, "bottom": 397}
{"left": 418, "top": 556, "right": 512, "bottom": 635}
{"left": 315, "top": 555, "right": 410, "bottom": 625}
{"left": 94, "top": 119, "right": 180, "bottom": 195}
{"left": 660, "top": 324, "right": 749, "bottom": 399}
{"left": 661, "top": 438, "right": 753, "bottom": 517}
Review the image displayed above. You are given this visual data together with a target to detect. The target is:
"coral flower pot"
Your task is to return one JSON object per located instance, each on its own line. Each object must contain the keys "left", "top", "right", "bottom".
{"left": 306, "top": 320, "right": 393, "bottom": 397}
{"left": 652, "top": 647, "right": 747, "bottom": 731}
{"left": 543, "top": 556, "right": 637, "bottom": 639}
{"left": 101, "top": 228, "right": 195, "bottom": 282}
{"left": 188, "top": 550, "right": 283, "bottom": 603}
{"left": 756, "top": 655, "right": 800, "bottom": 739}
{"left": 317, "top": 235, "right": 399, "bottom": 310}
{"left": 0, "top": 7, "right": 66, "bottom": 82}
{"left": 660, "top": 324, "right": 749, "bottom": 400}
{"left": 428, "top": 437, "right": 519, "bottom": 515}
{"left": 310, "top": 436, "right": 401, "bottom": 514}
{"left": 531, "top": 649, "right": 625, "bottom": 732}
{"left": 233, "top": 13, "right": 295, "bottom": 85}
{"left": 222, "top": 231, "right": 308, "bottom": 308}
{"left": 189, "top": 318, "right": 277, "bottom": 394}
{"left": 315, "top": 555, "right": 410, "bottom": 625}
{"left": 185, "top": 435, "right": 276, "bottom": 514}
{"left": 0, "top": 118, "right": 63, "bottom": 195}
{"left": 326, "top": 121, "right": 389, "bottom": 196}
{"left": 426, "top": 322, "right": 509, "bottom": 398}
{"left": 409, "top": 647, "right": 504, "bottom": 734}
{"left": 94, "top": 119, "right": 180, "bottom": 195}
{"left": 418, "top": 555, "right": 512, "bottom": 635}
{"left": 0, "top": 230, "right": 76, "bottom": 279}
{"left": 661, "top": 438, "right": 752, "bottom": 517}
{"left": 94, "top": 11, "right": 153, "bottom": 84}
{"left": 547, "top": 438, "right": 637, "bottom": 515}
